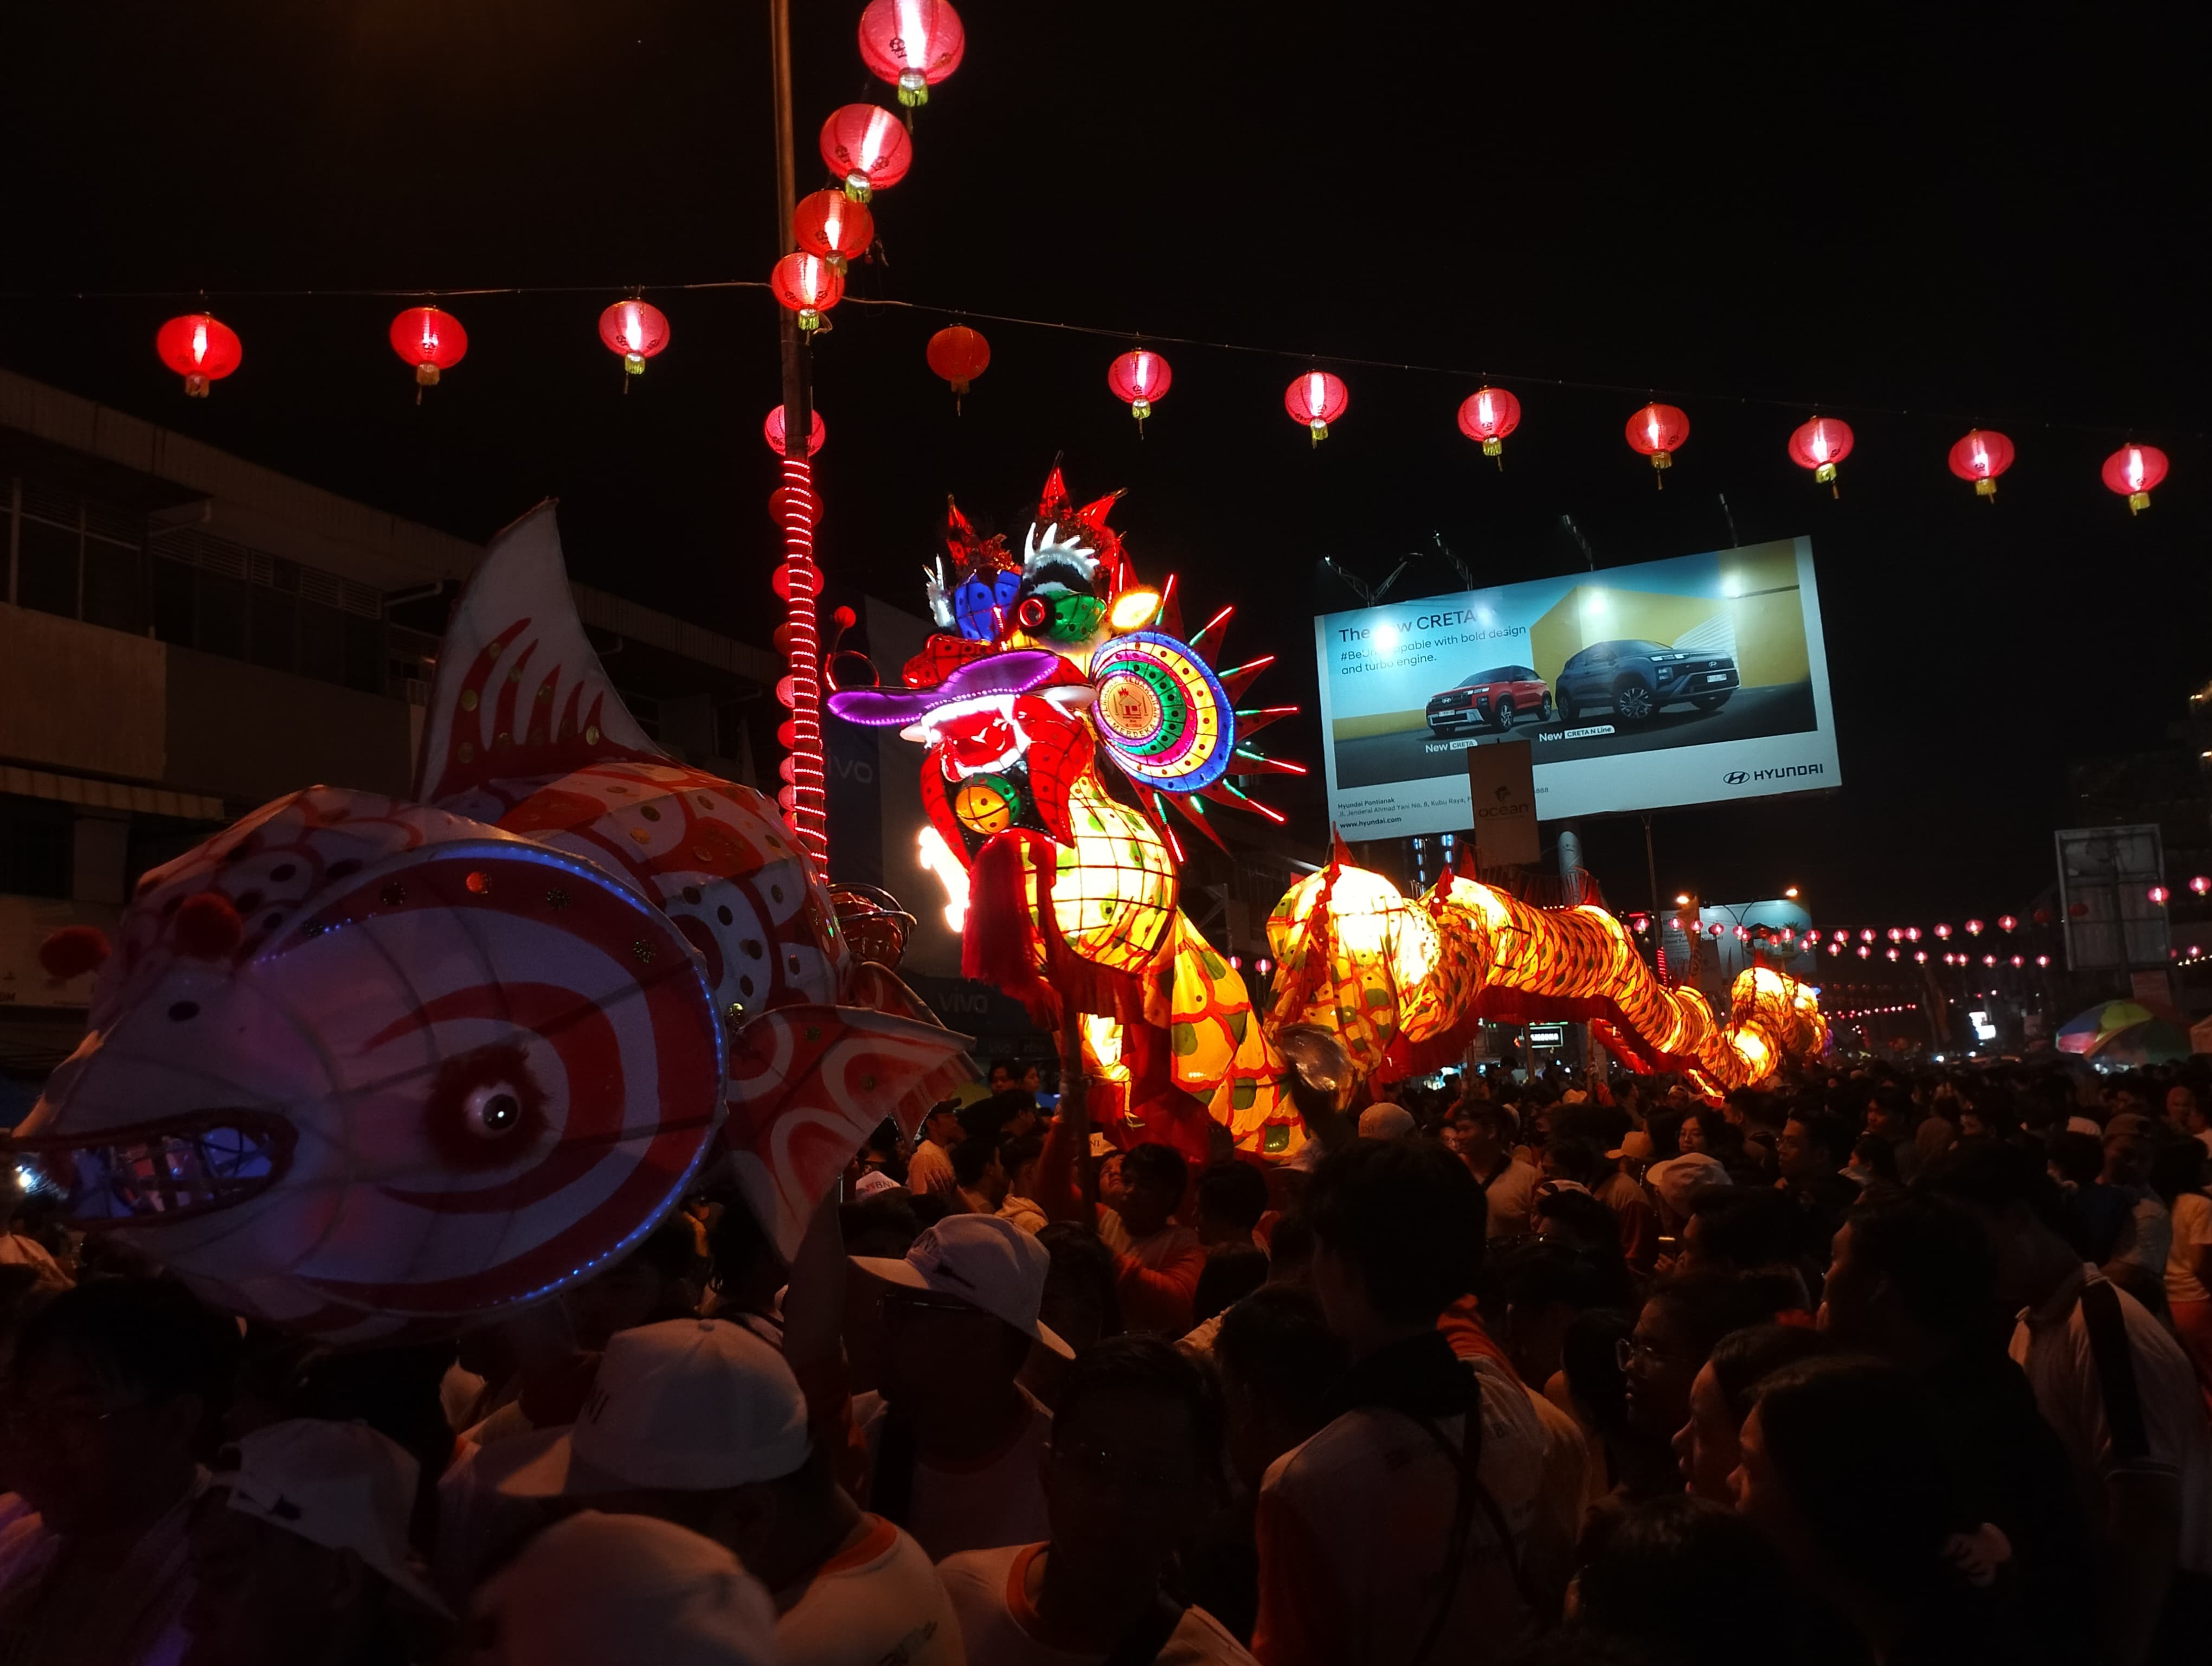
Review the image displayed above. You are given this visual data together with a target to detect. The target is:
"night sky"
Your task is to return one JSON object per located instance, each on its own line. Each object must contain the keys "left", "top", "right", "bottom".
{"left": 3, "top": 3, "right": 2205, "bottom": 922}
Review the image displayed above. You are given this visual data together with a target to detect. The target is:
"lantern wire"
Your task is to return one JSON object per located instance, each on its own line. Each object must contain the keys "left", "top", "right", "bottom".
{"left": 1, "top": 280, "right": 2199, "bottom": 439}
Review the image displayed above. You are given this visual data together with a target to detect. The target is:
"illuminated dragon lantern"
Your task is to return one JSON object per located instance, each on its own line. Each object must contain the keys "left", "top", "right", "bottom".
{"left": 834, "top": 469, "right": 1825, "bottom": 1159}
{"left": 10, "top": 505, "right": 973, "bottom": 1341}
{"left": 831, "top": 469, "right": 1307, "bottom": 1158}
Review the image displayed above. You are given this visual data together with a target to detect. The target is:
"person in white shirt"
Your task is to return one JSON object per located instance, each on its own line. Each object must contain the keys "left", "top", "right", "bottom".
{"left": 1446, "top": 1102, "right": 1540, "bottom": 1240}
{"left": 501, "top": 1318, "right": 962, "bottom": 1666}
{"left": 938, "top": 1336, "right": 1257, "bottom": 1664}
{"left": 1927, "top": 1142, "right": 2212, "bottom": 1666}
{"left": 851, "top": 1214, "right": 1075, "bottom": 1560}
{"left": 906, "top": 1104, "right": 966, "bottom": 1203}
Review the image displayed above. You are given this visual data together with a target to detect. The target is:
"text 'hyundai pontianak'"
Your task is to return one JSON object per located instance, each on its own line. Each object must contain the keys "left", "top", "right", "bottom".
{"left": 833, "top": 470, "right": 1830, "bottom": 1163}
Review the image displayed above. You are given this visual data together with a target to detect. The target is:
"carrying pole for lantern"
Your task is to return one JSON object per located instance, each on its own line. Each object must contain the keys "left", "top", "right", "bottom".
{"left": 770, "top": 0, "right": 829, "bottom": 874}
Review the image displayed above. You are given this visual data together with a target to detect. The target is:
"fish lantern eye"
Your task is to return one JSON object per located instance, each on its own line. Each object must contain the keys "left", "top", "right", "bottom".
{"left": 1016, "top": 595, "right": 1050, "bottom": 631}
{"left": 465, "top": 1084, "right": 524, "bottom": 1138}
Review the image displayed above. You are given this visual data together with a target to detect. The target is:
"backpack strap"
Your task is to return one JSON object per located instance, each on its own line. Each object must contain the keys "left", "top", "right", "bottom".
{"left": 2078, "top": 1276, "right": 2150, "bottom": 1466}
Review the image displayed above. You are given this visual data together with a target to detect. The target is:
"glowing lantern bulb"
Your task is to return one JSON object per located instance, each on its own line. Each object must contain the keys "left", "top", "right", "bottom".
{"left": 1625, "top": 402, "right": 1690, "bottom": 486}
{"left": 1947, "top": 429, "right": 2015, "bottom": 501}
{"left": 857, "top": 0, "right": 966, "bottom": 107}
{"left": 1997, "top": 914, "right": 2017, "bottom": 933}
{"left": 155, "top": 312, "right": 243, "bottom": 398}
{"left": 1107, "top": 350, "right": 1172, "bottom": 430}
{"left": 1285, "top": 370, "right": 1349, "bottom": 445}
{"left": 597, "top": 299, "right": 670, "bottom": 376}
{"left": 1457, "top": 386, "right": 1522, "bottom": 466}
{"left": 1964, "top": 919, "right": 1984, "bottom": 936}
{"left": 1787, "top": 415, "right": 1855, "bottom": 496}
{"left": 2149, "top": 885, "right": 2171, "bottom": 905}
{"left": 2101, "top": 444, "right": 2169, "bottom": 515}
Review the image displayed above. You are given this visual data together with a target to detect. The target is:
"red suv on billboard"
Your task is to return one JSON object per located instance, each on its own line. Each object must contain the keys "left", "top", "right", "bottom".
{"left": 1424, "top": 664, "right": 1552, "bottom": 735}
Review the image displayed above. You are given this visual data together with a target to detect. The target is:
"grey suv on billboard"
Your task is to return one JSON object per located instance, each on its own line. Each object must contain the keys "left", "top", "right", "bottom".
{"left": 1555, "top": 640, "right": 1739, "bottom": 725}
{"left": 1425, "top": 665, "right": 1552, "bottom": 735}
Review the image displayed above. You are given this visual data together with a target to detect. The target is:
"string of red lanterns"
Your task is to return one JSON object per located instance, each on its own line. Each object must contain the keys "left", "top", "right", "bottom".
{"left": 142, "top": 299, "right": 2182, "bottom": 516}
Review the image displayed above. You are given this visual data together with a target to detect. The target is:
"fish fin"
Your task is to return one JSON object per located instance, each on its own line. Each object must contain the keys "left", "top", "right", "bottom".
{"left": 415, "top": 502, "right": 665, "bottom": 804}
{"left": 723, "top": 1004, "right": 979, "bottom": 1258}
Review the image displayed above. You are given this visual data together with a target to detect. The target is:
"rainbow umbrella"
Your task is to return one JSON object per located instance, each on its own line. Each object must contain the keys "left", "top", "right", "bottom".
{"left": 2091, "top": 1020, "right": 2194, "bottom": 1067}
{"left": 2055, "top": 1000, "right": 2173, "bottom": 1058}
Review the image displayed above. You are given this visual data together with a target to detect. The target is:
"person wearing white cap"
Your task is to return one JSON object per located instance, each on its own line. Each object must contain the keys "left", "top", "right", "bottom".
{"left": 851, "top": 1214, "right": 1072, "bottom": 1560}
{"left": 182, "top": 1418, "right": 453, "bottom": 1666}
{"left": 499, "top": 1319, "right": 962, "bottom": 1666}
{"left": 471, "top": 1511, "right": 783, "bottom": 1666}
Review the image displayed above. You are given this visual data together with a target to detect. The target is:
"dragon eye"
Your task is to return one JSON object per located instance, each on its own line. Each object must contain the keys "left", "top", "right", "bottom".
{"left": 464, "top": 1085, "right": 524, "bottom": 1138}
{"left": 1016, "top": 595, "right": 1050, "bottom": 630}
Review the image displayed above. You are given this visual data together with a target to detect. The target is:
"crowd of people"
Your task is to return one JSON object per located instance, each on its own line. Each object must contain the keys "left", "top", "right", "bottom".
{"left": 2, "top": 1043, "right": 2210, "bottom": 1665}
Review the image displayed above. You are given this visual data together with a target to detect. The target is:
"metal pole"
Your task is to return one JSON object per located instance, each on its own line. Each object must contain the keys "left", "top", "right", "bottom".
{"left": 770, "top": 0, "right": 828, "bottom": 874}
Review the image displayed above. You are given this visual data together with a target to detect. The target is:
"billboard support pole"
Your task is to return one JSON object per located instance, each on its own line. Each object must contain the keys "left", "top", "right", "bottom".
{"left": 1641, "top": 814, "right": 1660, "bottom": 943}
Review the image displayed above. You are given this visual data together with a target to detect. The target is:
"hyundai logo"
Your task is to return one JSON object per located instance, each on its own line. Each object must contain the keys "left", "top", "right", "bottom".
{"left": 1724, "top": 771, "right": 1748, "bottom": 785}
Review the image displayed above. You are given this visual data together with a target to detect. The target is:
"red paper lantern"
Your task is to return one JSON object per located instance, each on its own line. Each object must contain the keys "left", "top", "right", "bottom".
{"left": 1285, "top": 370, "right": 1349, "bottom": 445}
{"left": 1947, "top": 429, "right": 2014, "bottom": 500}
{"left": 763, "top": 405, "right": 827, "bottom": 457}
{"left": 1997, "top": 914, "right": 2017, "bottom": 933}
{"left": 2101, "top": 444, "right": 2169, "bottom": 515}
{"left": 1626, "top": 402, "right": 1689, "bottom": 486}
{"left": 1457, "top": 386, "right": 1521, "bottom": 466}
{"left": 1933, "top": 922, "right": 1952, "bottom": 938}
{"left": 597, "top": 299, "right": 670, "bottom": 376}
{"left": 820, "top": 105, "right": 912, "bottom": 202}
{"left": 1787, "top": 415, "right": 1855, "bottom": 496}
{"left": 857, "top": 0, "right": 965, "bottom": 107}
{"left": 2191, "top": 876, "right": 2210, "bottom": 896}
{"left": 770, "top": 253, "right": 844, "bottom": 333}
{"left": 1964, "top": 918, "right": 1984, "bottom": 935}
{"left": 155, "top": 313, "right": 242, "bottom": 398}
{"left": 925, "top": 325, "right": 989, "bottom": 404}
{"left": 1107, "top": 349, "right": 1172, "bottom": 429}
{"left": 2149, "top": 885, "right": 2171, "bottom": 905}
{"left": 389, "top": 306, "right": 467, "bottom": 393}
{"left": 793, "top": 190, "right": 874, "bottom": 274}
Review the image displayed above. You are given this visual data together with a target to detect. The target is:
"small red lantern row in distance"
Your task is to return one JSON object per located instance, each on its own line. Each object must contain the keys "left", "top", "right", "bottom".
{"left": 1626, "top": 402, "right": 1689, "bottom": 487}
{"left": 770, "top": 253, "right": 843, "bottom": 332}
{"left": 2101, "top": 444, "right": 2168, "bottom": 515}
{"left": 597, "top": 299, "right": 671, "bottom": 376}
{"left": 1947, "top": 429, "right": 2013, "bottom": 501}
{"left": 389, "top": 306, "right": 467, "bottom": 398}
{"left": 1787, "top": 415, "right": 1854, "bottom": 496}
{"left": 155, "top": 313, "right": 242, "bottom": 398}
{"left": 1107, "top": 350, "right": 1171, "bottom": 432}
{"left": 793, "top": 190, "right": 873, "bottom": 274}
{"left": 1457, "top": 386, "right": 1521, "bottom": 467}
{"left": 763, "top": 405, "right": 827, "bottom": 457}
{"left": 926, "top": 325, "right": 989, "bottom": 408}
{"left": 820, "top": 105, "right": 912, "bottom": 202}
{"left": 857, "top": 0, "right": 965, "bottom": 107}
{"left": 1286, "top": 370, "right": 1349, "bottom": 445}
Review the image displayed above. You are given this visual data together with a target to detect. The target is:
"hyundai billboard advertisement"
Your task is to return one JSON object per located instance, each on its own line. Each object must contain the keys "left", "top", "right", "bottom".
{"left": 1315, "top": 536, "right": 1841, "bottom": 838}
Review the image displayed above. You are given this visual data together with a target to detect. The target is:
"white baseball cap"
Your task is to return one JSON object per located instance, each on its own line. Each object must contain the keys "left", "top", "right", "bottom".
{"left": 853, "top": 1169, "right": 903, "bottom": 1200}
{"left": 211, "top": 1419, "right": 451, "bottom": 1619}
{"left": 1358, "top": 1103, "right": 1417, "bottom": 1140}
{"left": 499, "top": 1319, "right": 811, "bottom": 1498}
{"left": 473, "top": 1511, "right": 781, "bottom": 1666}
{"left": 1647, "top": 1150, "right": 1732, "bottom": 1216}
{"left": 851, "top": 1213, "right": 1073, "bottom": 1357}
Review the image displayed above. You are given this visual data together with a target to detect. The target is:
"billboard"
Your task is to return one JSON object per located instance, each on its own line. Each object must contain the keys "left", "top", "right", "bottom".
{"left": 1315, "top": 536, "right": 1840, "bottom": 838}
